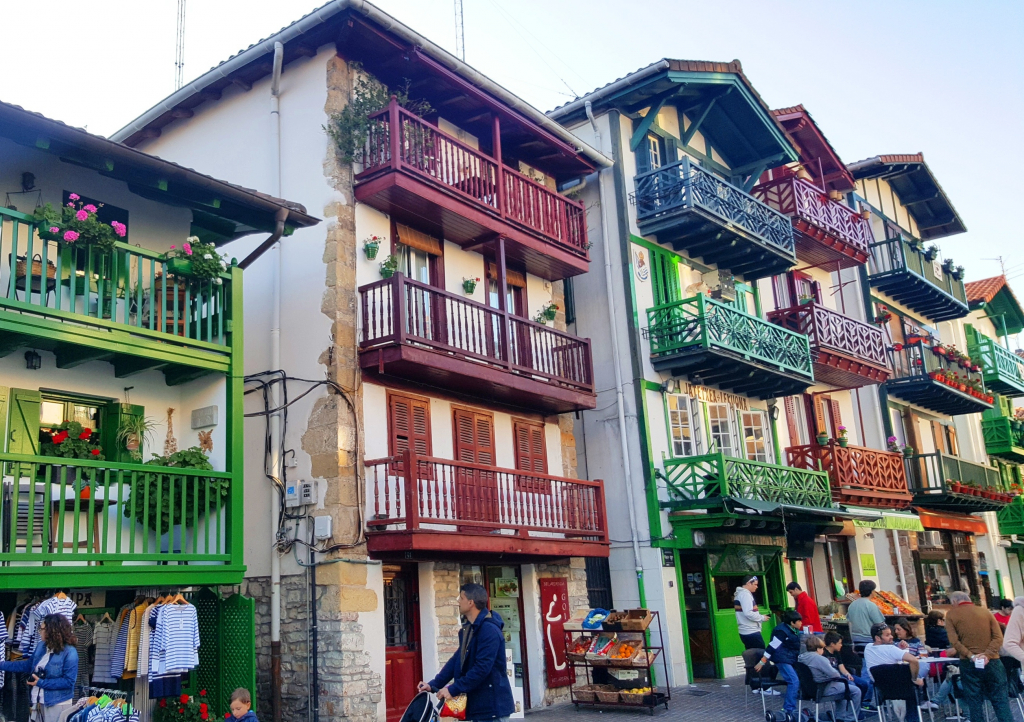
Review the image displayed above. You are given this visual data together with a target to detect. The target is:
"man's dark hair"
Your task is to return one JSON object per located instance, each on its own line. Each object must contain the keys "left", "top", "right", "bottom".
{"left": 1001, "top": 598, "right": 1014, "bottom": 611}
{"left": 786, "top": 582, "right": 801, "bottom": 592}
{"left": 782, "top": 609, "right": 802, "bottom": 625}
{"left": 460, "top": 583, "right": 489, "bottom": 611}
{"left": 742, "top": 575, "right": 759, "bottom": 586}
{"left": 823, "top": 631, "right": 842, "bottom": 646}
{"left": 858, "top": 580, "right": 877, "bottom": 598}
{"left": 870, "top": 623, "right": 890, "bottom": 642}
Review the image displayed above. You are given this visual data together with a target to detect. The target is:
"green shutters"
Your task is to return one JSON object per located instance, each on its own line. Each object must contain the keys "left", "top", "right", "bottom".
{"left": 101, "top": 403, "right": 144, "bottom": 463}
{"left": 8, "top": 389, "right": 41, "bottom": 456}
{"left": 650, "top": 247, "right": 681, "bottom": 307}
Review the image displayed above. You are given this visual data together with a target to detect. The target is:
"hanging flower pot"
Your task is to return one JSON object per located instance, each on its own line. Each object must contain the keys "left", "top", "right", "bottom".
{"left": 166, "top": 257, "right": 194, "bottom": 277}
{"left": 379, "top": 255, "right": 399, "bottom": 279}
{"left": 902, "top": 447, "right": 915, "bottom": 458}
{"left": 363, "top": 238, "right": 381, "bottom": 260}
{"left": 931, "top": 344, "right": 945, "bottom": 355}
{"left": 924, "top": 245, "right": 939, "bottom": 262}
{"left": 462, "top": 277, "right": 480, "bottom": 295}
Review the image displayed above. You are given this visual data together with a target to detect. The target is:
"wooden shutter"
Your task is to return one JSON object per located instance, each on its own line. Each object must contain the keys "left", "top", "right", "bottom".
{"left": 811, "top": 395, "right": 827, "bottom": 436}
{"left": 829, "top": 399, "right": 842, "bottom": 438}
{"left": 453, "top": 409, "right": 495, "bottom": 467}
{"left": 651, "top": 249, "right": 680, "bottom": 307}
{"left": 514, "top": 420, "right": 550, "bottom": 494}
{"left": 663, "top": 136, "right": 678, "bottom": 165}
{"left": 930, "top": 421, "right": 946, "bottom": 455}
{"left": 634, "top": 131, "right": 652, "bottom": 175}
{"left": 783, "top": 396, "right": 801, "bottom": 445}
{"left": 947, "top": 426, "right": 959, "bottom": 457}
{"left": 9, "top": 389, "right": 40, "bottom": 456}
{"left": 102, "top": 403, "right": 144, "bottom": 464}
{"left": 388, "top": 394, "right": 432, "bottom": 458}
{"left": 0, "top": 386, "right": 8, "bottom": 453}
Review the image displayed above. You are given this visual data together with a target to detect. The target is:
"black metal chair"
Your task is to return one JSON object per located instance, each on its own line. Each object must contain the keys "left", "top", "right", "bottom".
{"left": 1001, "top": 656, "right": 1024, "bottom": 720}
{"left": 795, "top": 661, "right": 852, "bottom": 722}
{"left": 743, "top": 648, "right": 786, "bottom": 718}
{"left": 871, "top": 663, "right": 929, "bottom": 722}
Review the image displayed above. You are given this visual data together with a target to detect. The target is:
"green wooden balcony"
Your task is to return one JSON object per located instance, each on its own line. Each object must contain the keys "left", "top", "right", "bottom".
{"left": 0, "top": 452, "right": 243, "bottom": 588}
{"left": 644, "top": 294, "right": 814, "bottom": 399}
{"left": 982, "top": 417, "right": 1024, "bottom": 464}
{"left": 659, "top": 453, "right": 832, "bottom": 511}
{"left": 867, "top": 235, "right": 968, "bottom": 322}
{"left": 998, "top": 497, "right": 1024, "bottom": 537}
{"left": 966, "top": 325, "right": 1024, "bottom": 398}
{"left": 1, "top": 207, "right": 238, "bottom": 383}
{"left": 904, "top": 451, "right": 1009, "bottom": 512}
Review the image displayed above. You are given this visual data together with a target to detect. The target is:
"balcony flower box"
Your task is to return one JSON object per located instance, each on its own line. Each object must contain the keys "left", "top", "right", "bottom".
{"left": 166, "top": 257, "right": 193, "bottom": 277}
{"left": 949, "top": 482, "right": 963, "bottom": 494}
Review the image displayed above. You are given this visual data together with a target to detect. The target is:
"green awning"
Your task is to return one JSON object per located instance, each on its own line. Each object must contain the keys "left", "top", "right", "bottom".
{"left": 851, "top": 510, "right": 925, "bottom": 532}
{"left": 728, "top": 498, "right": 878, "bottom": 520}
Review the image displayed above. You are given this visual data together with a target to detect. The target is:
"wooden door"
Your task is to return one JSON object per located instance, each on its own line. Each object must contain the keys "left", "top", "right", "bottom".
{"left": 384, "top": 565, "right": 422, "bottom": 722}
{"left": 453, "top": 408, "right": 498, "bottom": 526}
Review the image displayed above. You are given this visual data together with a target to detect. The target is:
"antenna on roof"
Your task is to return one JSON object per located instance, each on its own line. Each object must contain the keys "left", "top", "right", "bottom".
{"left": 454, "top": 0, "right": 465, "bottom": 61}
{"left": 984, "top": 257, "right": 1007, "bottom": 275}
{"left": 175, "top": 0, "right": 186, "bottom": 90}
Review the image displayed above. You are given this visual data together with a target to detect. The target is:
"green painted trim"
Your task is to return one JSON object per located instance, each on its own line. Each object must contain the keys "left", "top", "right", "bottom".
{"left": 672, "top": 550, "right": 694, "bottom": 684}
{"left": 628, "top": 234, "right": 711, "bottom": 274}
{"left": 0, "top": 566, "right": 246, "bottom": 590}
{"left": 629, "top": 89, "right": 678, "bottom": 151}
{"left": 227, "top": 265, "right": 244, "bottom": 570}
{"left": 769, "top": 407, "right": 783, "bottom": 465}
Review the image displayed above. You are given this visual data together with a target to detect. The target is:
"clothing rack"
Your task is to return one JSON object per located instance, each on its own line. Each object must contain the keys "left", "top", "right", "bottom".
{"left": 79, "top": 686, "right": 131, "bottom": 701}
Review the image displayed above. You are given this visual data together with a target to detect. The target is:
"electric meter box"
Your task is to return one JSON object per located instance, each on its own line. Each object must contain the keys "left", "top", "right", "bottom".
{"left": 285, "top": 479, "right": 315, "bottom": 508}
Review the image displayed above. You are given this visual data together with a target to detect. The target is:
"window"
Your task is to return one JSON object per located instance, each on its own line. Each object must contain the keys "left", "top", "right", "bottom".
{"left": 783, "top": 396, "right": 810, "bottom": 447}
{"left": 667, "top": 394, "right": 701, "bottom": 457}
{"left": 707, "top": 403, "right": 736, "bottom": 457}
{"left": 740, "top": 410, "right": 773, "bottom": 463}
{"left": 825, "top": 539, "right": 854, "bottom": 600}
{"left": 453, "top": 408, "right": 495, "bottom": 466}
{"left": 399, "top": 244, "right": 432, "bottom": 284}
{"left": 39, "top": 395, "right": 103, "bottom": 436}
{"left": 394, "top": 224, "right": 443, "bottom": 287}
{"left": 387, "top": 393, "right": 432, "bottom": 468}
{"left": 513, "top": 419, "right": 549, "bottom": 493}
{"left": 919, "top": 559, "right": 954, "bottom": 606}
{"left": 586, "top": 557, "right": 613, "bottom": 610}
{"left": 647, "top": 134, "right": 662, "bottom": 170}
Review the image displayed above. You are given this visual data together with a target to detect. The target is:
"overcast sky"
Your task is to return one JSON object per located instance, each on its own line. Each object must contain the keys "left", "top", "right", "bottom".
{"left": 1, "top": 0, "right": 1021, "bottom": 283}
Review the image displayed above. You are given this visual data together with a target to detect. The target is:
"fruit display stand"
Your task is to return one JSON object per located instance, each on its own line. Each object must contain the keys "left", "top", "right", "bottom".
{"left": 564, "top": 609, "right": 670, "bottom": 714}
{"left": 825, "top": 590, "right": 924, "bottom": 642}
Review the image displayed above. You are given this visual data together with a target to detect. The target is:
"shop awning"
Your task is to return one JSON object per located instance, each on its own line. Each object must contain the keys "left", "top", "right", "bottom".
{"left": 915, "top": 508, "right": 988, "bottom": 534}
{"left": 726, "top": 498, "right": 878, "bottom": 520}
{"left": 850, "top": 509, "right": 926, "bottom": 532}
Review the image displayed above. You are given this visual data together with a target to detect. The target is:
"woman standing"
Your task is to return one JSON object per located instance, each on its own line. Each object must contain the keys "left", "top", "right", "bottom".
{"left": 0, "top": 615, "right": 79, "bottom": 722}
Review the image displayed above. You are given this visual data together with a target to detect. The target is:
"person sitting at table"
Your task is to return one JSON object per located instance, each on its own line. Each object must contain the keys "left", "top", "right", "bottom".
{"left": 894, "top": 618, "right": 931, "bottom": 677}
{"left": 864, "top": 623, "right": 924, "bottom": 722}
{"left": 798, "top": 636, "right": 862, "bottom": 722}
{"left": 824, "top": 631, "right": 874, "bottom": 712}
{"left": 925, "top": 610, "right": 950, "bottom": 650}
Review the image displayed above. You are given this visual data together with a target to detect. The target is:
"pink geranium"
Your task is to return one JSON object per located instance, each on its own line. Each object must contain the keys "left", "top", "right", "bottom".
{"left": 75, "top": 209, "right": 89, "bottom": 221}
{"left": 111, "top": 221, "right": 127, "bottom": 237}
{"left": 68, "top": 193, "right": 80, "bottom": 201}
{"left": 83, "top": 204, "right": 97, "bottom": 213}
{"left": 183, "top": 241, "right": 193, "bottom": 256}
{"left": 170, "top": 245, "right": 176, "bottom": 250}
{"left": 49, "top": 226, "right": 60, "bottom": 233}
{"left": 64, "top": 230, "right": 79, "bottom": 242}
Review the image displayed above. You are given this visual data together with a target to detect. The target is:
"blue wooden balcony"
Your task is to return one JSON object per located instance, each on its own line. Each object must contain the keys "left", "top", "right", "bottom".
{"left": 631, "top": 158, "right": 796, "bottom": 282}
{"left": 867, "top": 235, "right": 968, "bottom": 322}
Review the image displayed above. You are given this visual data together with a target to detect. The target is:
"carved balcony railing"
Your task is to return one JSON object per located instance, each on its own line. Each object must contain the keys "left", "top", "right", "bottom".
{"left": 364, "top": 451, "right": 608, "bottom": 556}
{"left": 359, "top": 273, "right": 595, "bottom": 413}
{"left": 982, "top": 417, "right": 1024, "bottom": 464}
{"left": 904, "top": 451, "right": 1009, "bottom": 511}
{"left": 787, "top": 442, "right": 911, "bottom": 508}
{"left": 357, "top": 101, "right": 588, "bottom": 264}
{"left": 659, "top": 453, "right": 832, "bottom": 510}
{"left": 630, "top": 158, "right": 795, "bottom": 281}
{"left": 966, "top": 326, "right": 1024, "bottom": 398}
{"left": 998, "top": 497, "right": 1024, "bottom": 537}
{"left": 884, "top": 341, "right": 993, "bottom": 416}
{"left": 753, "top": 176, "right": 872, "bottom": 269}
{"left": 0, "top": 453, "right": 237, "bottom": 587}
{"left": 867, "top": 235, "right": 968, "bottom": 322}
{"left": 644, "top": 294, "right": 814, "bottom": 398}
{"left": 768, "top": 302, "right": 888, "bottom": 387}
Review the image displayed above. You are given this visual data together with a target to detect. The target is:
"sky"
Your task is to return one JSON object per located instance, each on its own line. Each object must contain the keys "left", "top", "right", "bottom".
{"left": 1, "top": 0, "right": 1021, "bottom": 283}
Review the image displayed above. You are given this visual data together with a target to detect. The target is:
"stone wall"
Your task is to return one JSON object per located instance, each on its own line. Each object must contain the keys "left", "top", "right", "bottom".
{"left": 886, "top": 531, "right": 922, "bottom": 608}
{"left": 534, "top": 558, "right": 590, "bottom": 707}
{"left": 433, "top": 562, "right": 462, "bottom": 668}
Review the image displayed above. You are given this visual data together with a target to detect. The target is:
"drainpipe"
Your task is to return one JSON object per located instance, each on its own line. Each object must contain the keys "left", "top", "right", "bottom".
{"left": 891, "top": 529, "right": 908, "bottom": 600}
{"left": 586, "top": 100, "right": 646, "bottom": 606}
{"left": 269, "top": 40, "right": 284, "bottom": 722}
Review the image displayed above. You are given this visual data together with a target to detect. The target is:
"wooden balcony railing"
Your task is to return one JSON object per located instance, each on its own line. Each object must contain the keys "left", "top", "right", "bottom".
{"left": 659, "top": 453, "right": 832, "bottom": 509}
{"left": 1, "top": 207, "right": 234, "bottom": 352}
{"left": 786, "top": 442, "right": 911, "bottom": 508}
{"left": 647, "top": 294, "right": 814, "bottom": 379}
{"left": 998, "top": 497, "right": 1024, "bottom": 537}
{"left": 904, "top": 451, "right": 1009, "bottom": 510}
{"left": 0, "top": 453, "right": 234, "bottom": 569}
{"left": 753, "top": 176, "right": 872, "bottom": 266}
{"left": 360, "top": 273, "right": 594, "bottom": 393}
{"left": 632, "top": 158, "right": 795, "bottom": 257}
{"left": 885, "top": 340, "right": 992, "bottom": 415}
{"left": 365, "top": 451, "right": 608, "bottom": 542}
{"left": 359, "top": 100, "right": 588, "bottom": 258}
{"left": 982, "top": 417, "right": 1024, "bottom": 463}
{"left": 768, "top": 302, "right": 887, "bottom": 378}
{"left": 967, "top": 327, "right": 1024, "bottom": 397}
{"left": 867, "top": 235, "right": 968, "bottom": 322}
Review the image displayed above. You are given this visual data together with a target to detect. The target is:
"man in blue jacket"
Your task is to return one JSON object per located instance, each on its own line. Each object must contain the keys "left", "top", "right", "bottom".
{"left": 418, "top": 584, "right": 515, "bottom": 721}
{"left": 755, "top": 609, "right": 804, "bottom": 718}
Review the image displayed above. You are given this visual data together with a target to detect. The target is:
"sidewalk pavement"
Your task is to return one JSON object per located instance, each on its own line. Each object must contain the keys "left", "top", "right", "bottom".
{"left": 525, "top": 676, "right": 774, "bottom": 721}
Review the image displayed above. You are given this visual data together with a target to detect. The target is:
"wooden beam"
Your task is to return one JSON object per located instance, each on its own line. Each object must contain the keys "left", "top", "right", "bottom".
{"left": 55, "top": 344, "right": 112, "bottom": 369}
{"left": 138, "top": 128, "right": 161, "bottom": 140}
{"left": 0, "top": 333, "right": 29, "bottom": 358}
{"left": 629, "top": 88, "right": 679, "bottom": 151}
{"left": 730, "top": 152, "right": 788, "bottom": 178}
{"left": 679, "top": 88, "right": 732, "bottom": 147}
{"left": 163, "top": 365, "right": 216, "bottom": 386}
{"left": 114, "top": 356, "right": 167, "bottom": 378}
{"left": 902, "top": 192, "right": 940, "bottom": 207}
{"left": 439, "top": 94, "right": 469, "bottom": 107}
{"left": 740, "top": 163, "right": 769, "bottom": 193}
{"left": 170, "top": 108, "right": 194, "bottom": 119}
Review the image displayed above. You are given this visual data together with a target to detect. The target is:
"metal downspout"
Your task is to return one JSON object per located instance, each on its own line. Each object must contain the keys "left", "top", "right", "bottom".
{"left": 586, "top": 100, "right": 645, "bottom": 605}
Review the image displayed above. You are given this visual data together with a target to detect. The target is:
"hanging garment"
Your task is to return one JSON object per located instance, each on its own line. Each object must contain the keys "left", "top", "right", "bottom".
{"left": 19, "top": 596, "right": 77, "bottom": 655}
{"left": 0, "top": 610, "right": 6, "bottom": 689}
{"left": 72, "top": 620, "right": 93, "bottom": 690}
{"left": 91, "top": 619, "right": 117, "bottom": 685}
{"left": 147, "top": 673, "right": 181, "bottom": 699}
{"left": 107, "top": 607, "right": 132, "bottom": 680}
{"left": 150, "top": 604, "right": 199, "bottom": 675}
{"left": 123, "top": 601, "right": 150, "bottom": 675}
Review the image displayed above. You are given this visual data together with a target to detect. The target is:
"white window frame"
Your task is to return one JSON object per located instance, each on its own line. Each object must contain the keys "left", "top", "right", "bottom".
{"left": 740, "top": 409, "right": 774, "bottom": 463}
{"left": 667, "top": 393, "right": 702, "bottom": 457}
{"left": 706, "top": 403, "right": 736, "bottom": 458}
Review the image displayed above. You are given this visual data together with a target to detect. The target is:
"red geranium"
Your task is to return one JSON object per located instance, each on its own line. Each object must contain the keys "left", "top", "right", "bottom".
{"left": 200, "top": 704, "right": 208, "bottom": 713}
{"left": 79, "top": 430, "right": 93, "bottom": 440}
{"left": 160, "top": 700, "right": 167, "bottom": 708}
{"left": 201, "top": 714, "right": 209, "bottom": 721}
{"left": 200, "top": 691, "right": 207, "bottom": 697}
{"left": 91, "top": 449, "right": 101, "bottom": 456}
{"left": 52, "top": 432, "right": 68, "bottom": 444}
{"left": 180, "top": 694, "right": 190, "bottom": 704}
{"left": 178, "top": 710, "right": 184, "bottom": 715}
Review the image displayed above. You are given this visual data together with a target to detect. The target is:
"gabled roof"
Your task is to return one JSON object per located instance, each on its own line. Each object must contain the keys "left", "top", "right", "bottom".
{"left": 1, "top": 100, "right": 319, "bottom": 244}
{"left": 847, "top": 153, "right": 966, "bottom": 240}
{"left": 548, "top": 59, "right": 798, "bottom": 174}
{"left": 966, "top": 275, "right": 1024, "bottom": 336}
{"left": 770, "top": 105, "right": 855, "bottom": 192}
{"left": 109, "top": 0, "right": 608, "bottom": 177}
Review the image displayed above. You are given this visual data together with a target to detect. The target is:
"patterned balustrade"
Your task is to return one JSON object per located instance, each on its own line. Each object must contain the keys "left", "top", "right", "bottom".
{"left": 867, "top": 235, "right": 968, "bottom": 322}
{"left": 904, "top": 451, "right": 1009, "bottom": 511}
{"left": 786, "top": 442, "right": 911, "bottom": 508}
{"left": 982, "top": 417, "right": 1024, "bottom": 463}
{"left": 659, "top": 453, "right": 831, "bottom": 509}
{"left": 768, "top": 302, "right": 888, "bottom": 387}
{"left": 358, "top": 99, "right": 589, "bottom": 259}
{"left": 967, "top": 327, "right": 1024, "bottom": 397}
{"left": 998, "top": 497, "right": 1024, "bottom": 537}
{"left": 365, "top": 451, "right": 608, "bottom": 544}
{"left": 753, "top": 176, "right": 872, "bottom": 268}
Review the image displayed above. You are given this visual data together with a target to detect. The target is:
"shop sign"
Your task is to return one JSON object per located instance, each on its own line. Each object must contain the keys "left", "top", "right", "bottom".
{"left": 666, "top": 379, "right": 749, "bottom": 410}
{"left": 494, "top": 577, "right": 520, "bottom": 597}
{"left": 539, "top": 578, "right": 574, "bottom": 688}
{"left": 860, "top": 554, "right": 877, "bottom": 576}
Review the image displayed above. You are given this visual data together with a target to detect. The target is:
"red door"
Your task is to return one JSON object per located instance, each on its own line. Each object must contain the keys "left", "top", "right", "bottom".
{"left": 384, "top": 565, "right": 423, "bottom": 722}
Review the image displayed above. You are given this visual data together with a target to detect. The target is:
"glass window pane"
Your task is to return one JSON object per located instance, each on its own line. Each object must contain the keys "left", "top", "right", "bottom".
{"left": 40, "top": 401, "right": 66, "bottom": 427}
{"left": 920, "top": 560, "right": 954, "bottom": 605}
{"left": 827, "top": 541, "right": 850, "bottom": 598}
{"left": 741, "top": 410, "right": 772, "bottom": 463}
{"left": 667, "top": 394, "right": 695, "bottom": 457}
{"left": 707, "top": 404, "right": 734, "bottom": 457}
{"left": 73, "top": 404, "right": 100, "bottom": 431}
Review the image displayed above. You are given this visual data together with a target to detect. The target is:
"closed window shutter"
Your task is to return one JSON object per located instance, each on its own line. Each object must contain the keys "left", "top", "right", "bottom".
{"left": 930, "top": 421, "right": 945, "bottom": 454}
{"left": 454, "top": 409, "right": 495, "bottom": 467}
{"left": 9, "top": 389, "right": 41, "bottom": 456}
{"left": 102, "top": 403, "right": 145, "bottom": 464}
{"left": 634, "top": 132, "right": 652, "bottom": 175}
{"left": 514, "top": 421, "right": 547, "bottom": 474}
{"left": 663, "top": 136, "right": 678, "bottom": 165}
{"left": 812, "top": 396, "right": 827, "bottom": 435}
{"left": 783, "top": 396, "right": 801, "bottom": 445}
{"left": 947, "top": 426, "right": 959, "bottom": 457}
{"left": 829, "top": 399, "right": 842, "bottom": 438}
{"left": 389, "top": 394, "right": 432, "bottom": 458}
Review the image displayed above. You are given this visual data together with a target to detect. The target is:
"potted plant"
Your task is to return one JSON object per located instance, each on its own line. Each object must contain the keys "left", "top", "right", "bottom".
{"left": 164, "top": 237, "right": 229, "bottom": 284}
{"left": 886, "top": 436, "right": 901, "bottom": 453}
{"left": 837, "top": 426, "right": 849, "bottom": 448}
{"left": 909, "top": 238, "right": 925, "bottom": 253}
{"left": 363, "top": 235, "right": 383, "bottom": 260}
{"left": 902, "top": 445, "right": 915, "bottom": 458}
{"left": 379, "top": 254, "right": 399, "bottom": 279}
{"left": 799, "top": 294, "right": 815, "bottom": 306}
{"left": 816, "top": 432, "right": 829, "bottom": 446}
{"left": 924, "top": 244, "right": 940, "bottom": 261}
{"left": 534, "top": 301, "right": 559, "bottom": 325}
{"left": 942, "top": 259, "right": 955, "bottom": 274}
{"left": 874, "top": 304, "right": 892, "bottom": 325}
{"left": 463, "top": 277, "right": 480, "bottom": 295}
{"left": 949, "top": 481, "right": 963, "bottom": 494}
{"left": 124, "top": 446, "right": 228, "bottom": 531}
{"left": 115, "top": 415, "right": 158, "bottom": 461}
{"left": 951, "top": 266, "right": 965, "bottom": 281}
{"left": 39, "top": 421, "right": 104, "bottom": 491}
{"left": 859, "top": 205, "right": 871, "bottom": 220}
{"left": 34, "top": 194, "right": 125, "bottom": 251}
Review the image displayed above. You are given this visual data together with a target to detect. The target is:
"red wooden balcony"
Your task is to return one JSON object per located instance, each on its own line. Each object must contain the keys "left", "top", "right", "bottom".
{"left": 360, "top": 274, "right": 596, "bottom": 414}
{"left": 753, "top": 176, "right": 872, "bottom": 269}
{"left": 365, "top": 451, "right": 609, "bottom": 559}
{"left": 786, "top": 442, "right": 912, "bottom": 509}
{"left": 768, "top": 302, "right": 889, "bottom": 388}
{"left": 355, "top": 100, "right": 589, "bottom": 280}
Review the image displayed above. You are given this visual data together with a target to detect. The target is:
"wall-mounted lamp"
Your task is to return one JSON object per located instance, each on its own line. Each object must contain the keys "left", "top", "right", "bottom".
{"left": 24, "top": 350, "right": 41, "bottom": 370}
{"left": 768, "top": 403, "right": 780, "bottom": 421}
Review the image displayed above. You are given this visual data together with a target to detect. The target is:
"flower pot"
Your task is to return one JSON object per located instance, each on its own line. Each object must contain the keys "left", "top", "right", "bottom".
{"left": 799, "top": 298, "right": 813, "bottom": 305}
{"left": 950, "top": 482, "right": 962, "bottom": 494}
{"left": 902, "top": 449, "right": 915, "bottom": 458}
{"left": 816, "top": 435, "right": 829, "bottom": 447}
{"left": 463, "top": 279, "right": 478, "bottom": 295}
{"left": 380, "top": 267, "right": 395, "bottom": 279}
{"left": 838, "top": 438, "right": 849, "bottom": 448}
{"left": 364, "top": 242, "right": 380, "bottom": 260}
{"left": 166, "top": 258, "right": 193, "bottom": 277}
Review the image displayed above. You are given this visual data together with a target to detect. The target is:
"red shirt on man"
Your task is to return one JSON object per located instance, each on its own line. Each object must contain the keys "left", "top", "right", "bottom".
{"left": 794, "top": 591, "right": 822, "bottom": 632}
